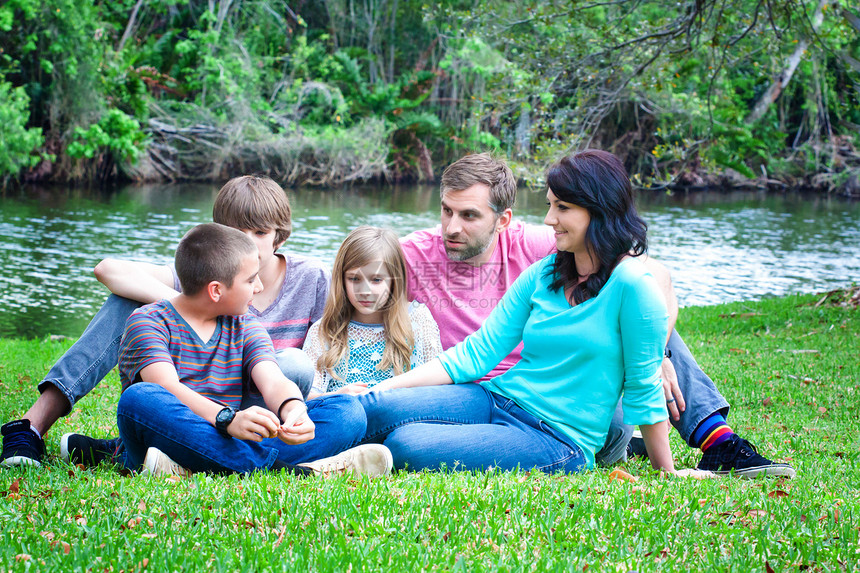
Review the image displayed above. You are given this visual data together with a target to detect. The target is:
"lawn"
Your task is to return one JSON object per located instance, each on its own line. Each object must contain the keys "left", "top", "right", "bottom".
{"left": 1, "top": 292, "right": 857, "bottom": 572}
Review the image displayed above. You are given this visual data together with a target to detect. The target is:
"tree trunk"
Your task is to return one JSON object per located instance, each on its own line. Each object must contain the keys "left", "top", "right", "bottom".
{"left": 746, "top": 0, "right": 828, "bottom": 123}
{"left": 117, "top": 0, "right": 145, "bottom": 52}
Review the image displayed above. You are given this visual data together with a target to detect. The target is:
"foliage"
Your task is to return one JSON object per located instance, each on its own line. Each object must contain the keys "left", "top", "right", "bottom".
{"left": 67, "top": 109, "right": 146, "bottom": 164}
{"left": 0, "top": 80, "right": 45, "bottom": 179}
{"left": 0, "top": 0, "right": 857, "bottom": 187}
{"left": 0, "top": 293, "right": 857, "bottom": 570}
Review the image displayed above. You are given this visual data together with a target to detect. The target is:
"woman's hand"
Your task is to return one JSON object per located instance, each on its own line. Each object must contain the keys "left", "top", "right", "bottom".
{"left": 336, "top": 383, "right": 369, "bottom": 396}
{"left": 674, "top": 468, "right": 717, "bottom": 479}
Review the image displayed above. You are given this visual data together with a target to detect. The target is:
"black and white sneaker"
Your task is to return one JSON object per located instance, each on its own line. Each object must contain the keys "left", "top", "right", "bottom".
{"left": 697, "top": 435, "right": 795, "bottom": 478}
{"left": 60, "top": 434, "right": 122, "bottom": 467}
{"left": 1, "top": 419, "right": 46, "bottom": 467}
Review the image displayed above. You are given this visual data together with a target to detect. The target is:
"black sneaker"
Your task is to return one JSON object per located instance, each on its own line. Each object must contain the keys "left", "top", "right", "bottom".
{"left": 628, "top": 432, "right": 648, "bottom": 458}
{"left": 1, "top": 420, "right": 46, "bottom": 467}
{"left": 697, "top": 435, "right": 796, "bottom": 478}
{"left": 60, "top": 434, "right": 121, "bottom": 467}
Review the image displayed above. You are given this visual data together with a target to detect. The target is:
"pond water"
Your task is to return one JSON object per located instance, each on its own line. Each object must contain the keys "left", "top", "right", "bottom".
{"left": 0, "top": 183, "right": 858, "bottom": 339}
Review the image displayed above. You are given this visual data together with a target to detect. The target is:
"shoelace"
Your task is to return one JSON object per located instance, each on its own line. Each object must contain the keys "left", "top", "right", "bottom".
{"left": 316, "top": 459, "right": 350, "bottom": 476}
{"left": 2, "top": 430, "right": 42, "bottom": 454}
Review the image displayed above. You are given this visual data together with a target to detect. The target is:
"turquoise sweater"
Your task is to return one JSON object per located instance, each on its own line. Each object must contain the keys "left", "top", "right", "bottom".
{"left": 438, "top": 255, "right": 669, "bottom": 468}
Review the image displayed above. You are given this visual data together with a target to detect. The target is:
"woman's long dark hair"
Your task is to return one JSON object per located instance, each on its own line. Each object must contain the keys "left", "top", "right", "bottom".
{"left": 545, "top": 150, "right": 648, "bottom": 305}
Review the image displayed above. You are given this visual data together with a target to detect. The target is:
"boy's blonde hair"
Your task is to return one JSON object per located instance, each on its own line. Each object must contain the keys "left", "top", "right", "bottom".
{"left": 175, "top": 223, "right": 256, "bottom": 296}
{"left": 317, "top": 226, "right": 414, "bottom": 379}
{"left": 213, "top": 175, "right": 292, "bottom": 246}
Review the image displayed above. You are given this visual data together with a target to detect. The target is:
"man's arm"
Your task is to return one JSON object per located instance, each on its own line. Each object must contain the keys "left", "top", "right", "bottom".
{"left": 640, "top": 255, "right": 678, "bottom": 335}
{"left": 94, "top": 259, "right": 178, "bottom": 303}
{"left": 139, "top": 362, "right": 280, "bottom": 441}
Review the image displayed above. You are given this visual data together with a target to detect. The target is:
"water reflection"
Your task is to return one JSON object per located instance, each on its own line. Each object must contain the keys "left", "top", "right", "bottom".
{"left": 0, "top": 184, "right": 857, "bottom": 339}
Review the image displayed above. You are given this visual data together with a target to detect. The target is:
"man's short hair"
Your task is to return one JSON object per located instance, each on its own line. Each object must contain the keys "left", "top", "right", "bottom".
{"left": 213, "top": 175, "right": 292, "bottom": 245}
{"left": 440, "top": 153, "right": 517, "bottom": 214}
{"left": 175, "top": 223, "right": 257, "bottom": 296}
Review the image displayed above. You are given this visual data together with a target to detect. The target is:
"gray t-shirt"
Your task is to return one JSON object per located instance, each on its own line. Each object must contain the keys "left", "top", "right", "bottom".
{"left": 171, "top": 253, "right": 330, "bottom": 350}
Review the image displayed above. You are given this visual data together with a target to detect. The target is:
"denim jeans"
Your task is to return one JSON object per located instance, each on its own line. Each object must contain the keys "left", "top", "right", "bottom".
{"left": 117, "top": 383, "right": 365, "bottom": 473}
{"left": 39, "top": 295, "right": 140, "bottom": 414}
{"left": 358, "top": 384, "right": 586, "bottom": 473}
{"left": 38, "top": 295, "right": 314, "bottom": 415}
{"left": 594, "top": 329, "right": 731, "bottom": 465}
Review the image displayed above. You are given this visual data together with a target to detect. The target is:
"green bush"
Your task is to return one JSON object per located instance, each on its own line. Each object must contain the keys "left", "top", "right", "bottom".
{"left": 0, "top": 80, "right": 45, "bottom": 179}
{"left": 67, "top": 109, "right": 146, "bottom": 165}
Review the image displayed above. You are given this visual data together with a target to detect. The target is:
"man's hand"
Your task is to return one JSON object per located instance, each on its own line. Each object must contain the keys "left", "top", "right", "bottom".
{"left": 661, "top": 357, "right": 685, "bottom": 421}
{"left": 228, "top": 406, "right": 281, "bottom": 441}
{"left": 278, "top": 402, "right": 315, "bottom": 445}
{"left": 336, "top": 383, "right": 368, "bottom": 396}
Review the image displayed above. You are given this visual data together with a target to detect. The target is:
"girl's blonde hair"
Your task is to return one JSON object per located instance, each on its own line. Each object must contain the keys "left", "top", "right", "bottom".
{"left": 317, "top": 226, "right": 414, "bottom": 379}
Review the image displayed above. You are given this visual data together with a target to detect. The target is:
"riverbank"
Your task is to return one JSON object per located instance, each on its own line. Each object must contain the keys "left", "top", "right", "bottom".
{"left": 0, "top": 291, "right": 857, "bottom": 570}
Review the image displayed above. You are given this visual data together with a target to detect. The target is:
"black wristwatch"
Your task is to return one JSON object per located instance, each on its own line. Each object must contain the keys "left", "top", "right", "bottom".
{"left": 215, "top": 407, "right": 236, "bottom": 437}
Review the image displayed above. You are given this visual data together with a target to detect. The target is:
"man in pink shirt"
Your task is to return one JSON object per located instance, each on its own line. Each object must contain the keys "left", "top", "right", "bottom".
{"left": 398, "top": 153, "right": 795, "bottom": 477}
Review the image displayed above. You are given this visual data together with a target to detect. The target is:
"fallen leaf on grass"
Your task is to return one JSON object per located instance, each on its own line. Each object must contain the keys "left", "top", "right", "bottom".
{"left": 9, "top": 479, "right": 20, "bottom": 494}
{"left": 273, "top": 525, "right": 286, "bottom": 548}
{"left": 817, "top": 407, "right": 827, "bottom": 415}
{"left": 766, "top": 562, "right": 775, "bottom": 573}
{"left": 50, "top": 541, "right": 71, "bottom": 554}
{"left": 15, "top": 554, "right": 31, "bottom": 562}
{"left": 608, "top": 469, "right": 638, "bottom": 483}
{"left": 138, "top": 500, "right": 146, "bottom": 511}
{"left": 768, "top": 490, "right": 789, "bottom": 498}
{"left": 762, "top": 397, "right": 773, "bottom": 406}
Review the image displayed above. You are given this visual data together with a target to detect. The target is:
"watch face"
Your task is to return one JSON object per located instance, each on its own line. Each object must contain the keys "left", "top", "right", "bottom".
{"left": 217, "top": 408, "right": 235, "bottom": 425}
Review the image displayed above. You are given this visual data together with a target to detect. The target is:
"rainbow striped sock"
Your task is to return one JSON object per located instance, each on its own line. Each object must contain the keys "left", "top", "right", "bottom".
{"left": 692, "top": 412, "right": 735, "bottom": 452}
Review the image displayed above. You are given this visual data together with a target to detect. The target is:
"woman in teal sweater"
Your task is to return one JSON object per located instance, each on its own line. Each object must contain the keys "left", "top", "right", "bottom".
{"left": 361, "top": 150, "right": 676, "bottom": 473}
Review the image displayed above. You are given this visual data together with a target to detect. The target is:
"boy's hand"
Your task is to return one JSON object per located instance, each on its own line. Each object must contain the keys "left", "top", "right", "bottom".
{"left": 336, "top": 383, "right": 368, "bottom": 396}
{"left": 278, "top": 402, "right": 315, "bottom": 445}
{"left": 228, "top": 406, "right": 280, "bottom": 441}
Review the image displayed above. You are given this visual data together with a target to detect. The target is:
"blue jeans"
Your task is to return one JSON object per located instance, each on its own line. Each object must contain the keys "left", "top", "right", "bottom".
{"left": 38, "top": 295, "right": 314, "bottom": 414}
{"left": 39, "top": 295, "right": 140, "bottom": 414}
{"left": 117, "top": 383, "right": 365, "bottom": 473}
{"left": 358, "top": 384, "right": 586, "bottom": 473}
{"left": 594, "top": 329, "right": 731, "bottom": 465}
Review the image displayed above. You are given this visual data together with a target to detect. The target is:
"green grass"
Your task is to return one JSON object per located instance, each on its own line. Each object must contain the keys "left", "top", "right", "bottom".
{"left": 1, "top": 293, "right": 858, "bottom": 571}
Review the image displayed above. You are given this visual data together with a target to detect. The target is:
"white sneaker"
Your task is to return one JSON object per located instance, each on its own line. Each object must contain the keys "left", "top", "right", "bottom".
{"left": 141, "top": 447, "right": 190, "bottom": 478}
{"left": 299, "top": 444, "right": 393, "bottom": 477}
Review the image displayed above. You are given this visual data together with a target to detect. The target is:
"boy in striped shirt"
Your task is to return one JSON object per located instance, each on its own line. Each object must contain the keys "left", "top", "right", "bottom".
{"left": 116, "top": 223, "right": 391, "bottom": 476}
{"left": 1, "top": 176, "right": 331, "bottom": 469}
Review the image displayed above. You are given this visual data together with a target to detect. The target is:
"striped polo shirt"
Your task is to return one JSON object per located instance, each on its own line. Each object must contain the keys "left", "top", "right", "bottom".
{"left": 119, "top": 300, "right": 276, "bottom": 409}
